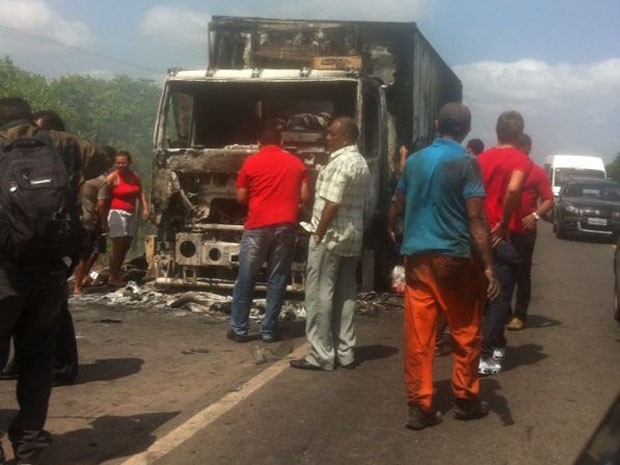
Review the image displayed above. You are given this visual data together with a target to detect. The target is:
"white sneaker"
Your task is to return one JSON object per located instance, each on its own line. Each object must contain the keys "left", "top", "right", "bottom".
{"left": 479, "top": 357, "right": 502, "bottom": 375}
{"left": 492, "top": 347, "right": 506, "bottom": 361}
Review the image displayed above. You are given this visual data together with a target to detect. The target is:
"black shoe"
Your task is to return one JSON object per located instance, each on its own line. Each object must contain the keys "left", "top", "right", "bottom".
{"left": 336, "top": 360, "right": 358, "bottom": 370}
{"left": 289, "top": 358, "right": 322, "bottom": 371}
{"left": 453, "top": 398, "right": 490, "bottom": 420}
{"left": 0, "top": 359, "right": 17, "bottom": 380}
{"left": 406, "top": 404, "right": 442, "bottom": 430}
{"left": 226, "top": 329, "right": 249, "bottom": 343}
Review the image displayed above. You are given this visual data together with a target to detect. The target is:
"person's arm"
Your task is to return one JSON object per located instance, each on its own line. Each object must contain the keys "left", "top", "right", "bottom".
{"left": 236, "top": 187, "right": 249, "bottom": 205}
{"left": 140, "top": 190, "right": 149, "bottom": 220}
{"left": 466, "top": 197, "right": 500, "bottom": 300}
{"left": 313, "top": 201, "right": 340, "bottom": 245}
{"left": 388, "top": 191, "right": 405, "bottom": 243}
{"left": 134, "top": 172, "right": 149, "bottom": 220}
{"left": 105, "top": 171, "right": 117, "bottom": 187}
{"left": 96, "top": 199, "right": 109, "bottom": 233}
{"left": 491, "top": 169, "right": 527, "bottom": 246}
{"left": 522, "top": 198, "right": 553, "bottom": 230}
{"left": 300, "top": 178, "right": 310, "bottom": 205}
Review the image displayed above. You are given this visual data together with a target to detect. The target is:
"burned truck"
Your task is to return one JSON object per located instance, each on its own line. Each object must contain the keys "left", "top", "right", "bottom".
{"left": 146, "top": 16, "right": 462, "bottom": 291}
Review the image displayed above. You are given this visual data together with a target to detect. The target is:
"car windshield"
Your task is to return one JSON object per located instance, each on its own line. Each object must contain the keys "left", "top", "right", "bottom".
{"left": 554, "top": 168, "right": 605, "bottom": 186}
{"left": 563, "top": 182, "right": 620, "bottom": 201}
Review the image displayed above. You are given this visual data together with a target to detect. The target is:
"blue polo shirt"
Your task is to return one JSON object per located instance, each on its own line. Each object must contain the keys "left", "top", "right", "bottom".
{"left": 396, "top": 138, "right": 485, "bottom": 258}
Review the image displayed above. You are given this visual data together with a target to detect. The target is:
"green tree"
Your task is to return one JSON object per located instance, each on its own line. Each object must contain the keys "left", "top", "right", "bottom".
{"left": 606, "top": 153, "right": 620, "bottom": 183}
{"left": 0, "top": 56, "right": 161, "bottom": 185}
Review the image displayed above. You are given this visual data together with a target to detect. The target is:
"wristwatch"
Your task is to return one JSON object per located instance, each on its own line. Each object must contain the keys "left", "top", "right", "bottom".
{"left": 532, "top": 212, "right": 540, "bottom": 220}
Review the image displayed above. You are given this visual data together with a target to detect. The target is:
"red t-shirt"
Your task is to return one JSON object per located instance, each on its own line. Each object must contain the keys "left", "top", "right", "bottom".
{"left": 513, "top": 162, "right": 553, "bottom": 233}
{"left": 477, "top": 146, "right": 533, "bottom": 232}
{"left": 110, "top": 171, "right": 141, "bottom": 212}
{"left": 236, "top": 145, "right": 308, "bottom": 229}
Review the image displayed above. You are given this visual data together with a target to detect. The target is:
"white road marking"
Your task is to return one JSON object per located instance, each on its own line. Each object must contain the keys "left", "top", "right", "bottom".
{"left": 118, "top": 343, "right": 308, "bottom": 465}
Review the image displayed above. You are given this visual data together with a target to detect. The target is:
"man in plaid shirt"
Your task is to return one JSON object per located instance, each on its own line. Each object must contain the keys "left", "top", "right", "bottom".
{"left": 290, "top": 117, "right": 370, "bottom": 371}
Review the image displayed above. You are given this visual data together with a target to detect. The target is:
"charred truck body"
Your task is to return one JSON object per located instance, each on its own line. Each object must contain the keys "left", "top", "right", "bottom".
{"left": 147, "top": 16, "right": 462, "bottom": 291}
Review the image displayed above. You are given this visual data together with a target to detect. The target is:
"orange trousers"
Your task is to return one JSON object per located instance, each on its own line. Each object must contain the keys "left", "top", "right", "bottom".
{"left": 403, "top": 254, "right": 485, "bottom": 412}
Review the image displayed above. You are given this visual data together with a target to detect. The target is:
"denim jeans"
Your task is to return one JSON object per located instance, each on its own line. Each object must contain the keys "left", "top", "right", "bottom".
{"left": 230, "top": 224, "right": 297, "bottom": 338}
{"left": 481, "top": 240, "right": 521, "bottom": 358}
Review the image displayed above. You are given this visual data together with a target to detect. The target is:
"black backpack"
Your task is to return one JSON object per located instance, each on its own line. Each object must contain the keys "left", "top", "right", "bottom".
{"left": 0, "top": 131, "right": 87, "bottom": 263}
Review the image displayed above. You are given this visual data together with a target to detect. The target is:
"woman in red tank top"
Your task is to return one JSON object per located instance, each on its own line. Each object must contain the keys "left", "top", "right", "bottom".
{"left": 106, "top": 151, "right": 149, "bottom": 286}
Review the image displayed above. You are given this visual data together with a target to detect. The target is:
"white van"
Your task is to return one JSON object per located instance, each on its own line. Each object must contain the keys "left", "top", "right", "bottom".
{"left": 544, "top": 154, "right": 607, "bottom": 197}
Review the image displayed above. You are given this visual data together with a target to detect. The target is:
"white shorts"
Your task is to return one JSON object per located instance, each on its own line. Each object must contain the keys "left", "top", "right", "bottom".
{"left": 108, "top": 209, "right": 138, "bottom": 238}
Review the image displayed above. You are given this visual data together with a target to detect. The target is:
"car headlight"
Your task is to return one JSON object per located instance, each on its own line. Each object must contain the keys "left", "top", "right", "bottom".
{"left": 564, "top": 205, "right": 580, "bottom": 214}
{"left": 612, "top": 211, "right": 620, "bottom": 220}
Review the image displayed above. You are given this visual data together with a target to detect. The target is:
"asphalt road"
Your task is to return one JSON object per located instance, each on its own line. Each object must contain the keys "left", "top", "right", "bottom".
{"left": 1, "top": 221, "right": 619, "bottom": 465}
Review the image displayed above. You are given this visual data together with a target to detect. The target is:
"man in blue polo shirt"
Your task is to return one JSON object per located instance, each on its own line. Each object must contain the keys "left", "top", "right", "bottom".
{"left": 389, "top": 102, "right": 499, "bottom": 430}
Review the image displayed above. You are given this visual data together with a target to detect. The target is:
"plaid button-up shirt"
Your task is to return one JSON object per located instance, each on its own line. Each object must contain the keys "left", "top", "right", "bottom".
{"left": 311, "top": 144, "right": 370, "bottom": 257}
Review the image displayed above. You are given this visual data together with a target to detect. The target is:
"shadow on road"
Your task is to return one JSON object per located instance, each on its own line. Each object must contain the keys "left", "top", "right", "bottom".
{"left": 72, "top": 358, "right": 144, "bottom": 385}
{"left": 355, "top": 344, "right": 399, "bottom": 364}
{"left": 523, "top": 314, "right": 563, "bottom": 329}
{"left": 501, "top": 343, "right": 548, "bottom": 373}
{"left": 46, "top": 411, "right": 179, "bottom": 465}
{"left": 560, "top": 234, "right": 615, "bottom": 245}
{"left": 430, "top": 378, "right": 513, "bottom": 426}
{"left": 480, "top": 378, "right": 514, "bottom": 426}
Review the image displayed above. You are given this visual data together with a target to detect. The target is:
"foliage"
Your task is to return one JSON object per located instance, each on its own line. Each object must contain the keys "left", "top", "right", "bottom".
{"left": 605, "top": 153, "right": 620, "bottom": 183}
{"left": 0, "top": 56, "right": 161, "bottom": 184}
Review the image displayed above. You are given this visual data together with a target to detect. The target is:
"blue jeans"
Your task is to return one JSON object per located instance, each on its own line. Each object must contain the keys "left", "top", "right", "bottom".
{"left": 230, "top": 224, "right": 297, "bottom": 338}
{"left": 481, "top": 240, "right": 521, "bottom": 358}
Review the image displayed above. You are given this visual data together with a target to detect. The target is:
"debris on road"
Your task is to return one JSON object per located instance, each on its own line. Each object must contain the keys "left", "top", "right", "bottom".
{"left": 70, "top": 281, "right": 402, "bottom": 323}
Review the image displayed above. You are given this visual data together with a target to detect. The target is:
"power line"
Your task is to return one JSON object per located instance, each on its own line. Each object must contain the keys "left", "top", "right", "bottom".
{"left": 0, "top": 23, "right": 159, "bottom": 73}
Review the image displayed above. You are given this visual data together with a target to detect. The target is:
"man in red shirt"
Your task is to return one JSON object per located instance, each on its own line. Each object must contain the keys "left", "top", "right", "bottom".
{"left": 477, "top": 111, "right": 532, "bottom": 375}
{"left": 229, "top": 128, "right": 309, "bottom": 343}
{"left": 507, "top": 134, "right": 553, "bottom": 330}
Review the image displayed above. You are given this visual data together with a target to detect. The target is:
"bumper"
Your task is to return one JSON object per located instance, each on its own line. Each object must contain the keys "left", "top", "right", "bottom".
{"left": 558, "top": 215, "right": 620, "bottom": 236}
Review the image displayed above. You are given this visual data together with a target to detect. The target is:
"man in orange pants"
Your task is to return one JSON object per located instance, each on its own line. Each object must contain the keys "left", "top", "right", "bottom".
{"left": 389, "top": 103, "right": 500, "bottom": 429}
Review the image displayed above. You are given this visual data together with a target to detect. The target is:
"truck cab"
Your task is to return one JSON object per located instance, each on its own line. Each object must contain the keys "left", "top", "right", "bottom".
{"left": 146, "top": 17, "right": 461, "bottom": 291}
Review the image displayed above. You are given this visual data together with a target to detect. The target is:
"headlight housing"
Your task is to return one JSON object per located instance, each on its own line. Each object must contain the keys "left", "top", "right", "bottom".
{"left": 564, "top": 204, "right": 580, "bottom": 214}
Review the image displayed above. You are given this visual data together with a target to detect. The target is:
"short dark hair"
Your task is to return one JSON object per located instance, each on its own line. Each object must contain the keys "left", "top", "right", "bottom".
{"left": 0, "top": 97, "right": 32, "bottom": 126}
{"left": 496, "top": 111, "right": 524, "bottom": 144}
{"left": 116, "top": 150, "right": 132, "bottom": 163}
{"left": 517, "top": 133, "right": 532, "bottom": 152}
{"left": 258, "top": 128, "right": 281, "bottom": 146}
{"left": 102, "top": 145, "right": 117, "bottom": 167}
{"left": 335, "top": 116, "right": 359, "bottom": 143}
{"left": 437, "top": 103, "right": 471, "bottom": 138}
{"left": 32, "top": 109, "right": 66, "bottom": 131}
{"left": 466, "top": 138, "right": 485, "bottom": 155}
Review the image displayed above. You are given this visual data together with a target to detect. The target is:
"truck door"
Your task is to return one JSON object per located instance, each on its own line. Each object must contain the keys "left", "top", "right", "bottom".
{"left": 359, "top": 79, "right": 388, "bottom": 290}
{"left": 360, "top": 78, "right": 387, "bottom": 227}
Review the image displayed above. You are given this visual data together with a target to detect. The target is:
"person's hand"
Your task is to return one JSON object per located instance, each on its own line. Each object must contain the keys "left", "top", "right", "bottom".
{"left": 521, "top": 214, "right": 537, "bottom": 230}
{"left": 491, "top": 222, "right": 508, "bottom": 248}
{"left": 484, "top": 267, "right": 500, "bottom": 301}
{"left": 142, "top": 209, "right": 149, "bottom": 221}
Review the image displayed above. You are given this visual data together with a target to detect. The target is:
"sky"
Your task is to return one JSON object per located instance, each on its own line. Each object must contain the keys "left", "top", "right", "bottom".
{"left": 1, "top": 0, "right": 619, "bottom": 164}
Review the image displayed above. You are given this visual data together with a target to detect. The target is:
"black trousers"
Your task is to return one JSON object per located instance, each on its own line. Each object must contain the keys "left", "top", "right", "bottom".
{"left": 482, "top": 240, "right": 521, "bottom": 358}
{"left": 1, "top": 300, "right": 79, "bottom": 384}
{"left": 0, "top": 261, "right": 67, "bottom": 461}
{"left": 511, "top": 230, "right": 537, "bottom": 320}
